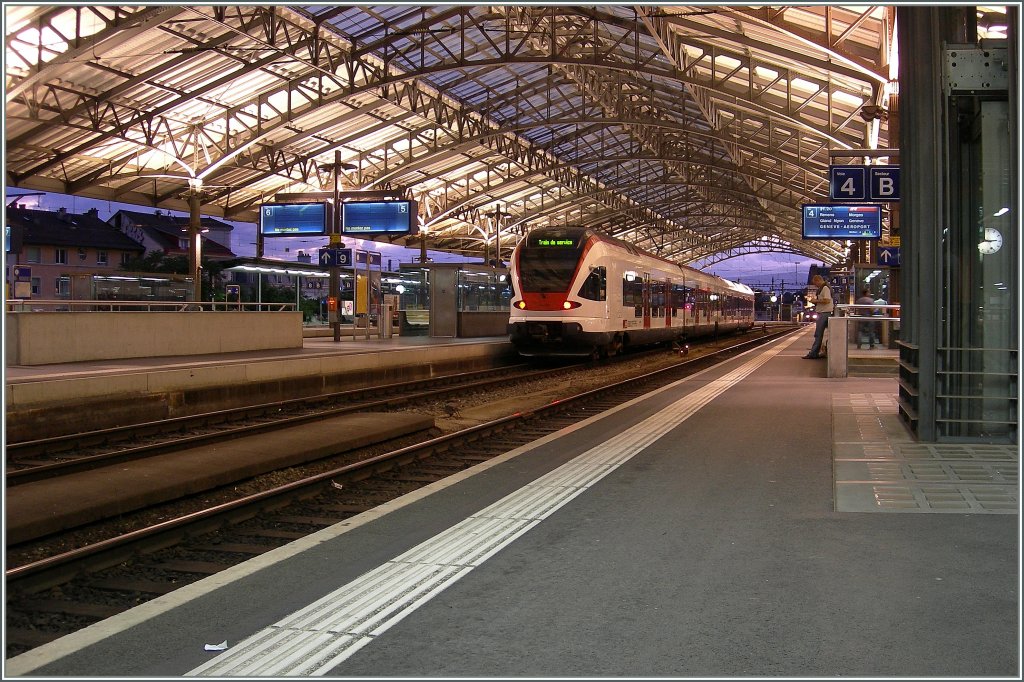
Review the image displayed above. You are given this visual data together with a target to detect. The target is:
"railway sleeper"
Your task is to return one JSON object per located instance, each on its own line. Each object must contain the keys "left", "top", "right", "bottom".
{"left": 85, "top": 578, "right": 182, "bottom": 595}
{"left": 464, "top": 445, "right": 518, "bottom": 456}
{"left": 450, "top": 454, "right": 494, "bottom": 463}
{"left": 14, "top": 599, "right": 121, "bottom": 620}
{"left": 317, "top": 503, "right": 378, "bottom": 514}
{"left": 141, "top": 560, "right": 230, "bottom": 576}
{"left": 5, "top": 627, "right": 67, "bottom": 648}
{"left": 267, "top": 515, "right": 339, "bottom": 527}
{"left": 189, "top": 542, "right": 274, "bottom": 555}
{"left": 415, "top": 466, "right": 467, "bottom": 476}
{"left": 231, "top": 528, "right": 306, "bottom": 540}
{"left": 393, "top": 474, "right": 442, "bottom": 483}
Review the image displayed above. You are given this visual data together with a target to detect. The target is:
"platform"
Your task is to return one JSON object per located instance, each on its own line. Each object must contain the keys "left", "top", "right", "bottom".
{"left": 4, "top": 335, "right": 516, "bottom": 441}
{"left": 5, "top": 327, "right": 1018, "bottom": 678}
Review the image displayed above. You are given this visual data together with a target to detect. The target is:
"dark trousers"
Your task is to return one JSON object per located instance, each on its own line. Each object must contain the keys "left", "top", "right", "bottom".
{"left": 808, "top": 312, "right": 831, "bottom": 356}
{"left": 858, "top": 320, "right": 881, "bottom": 346}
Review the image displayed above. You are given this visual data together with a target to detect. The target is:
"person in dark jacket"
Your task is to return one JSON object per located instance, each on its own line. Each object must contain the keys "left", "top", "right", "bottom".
{"left": 855, "top": 288, "right": 880, "bottom": 349}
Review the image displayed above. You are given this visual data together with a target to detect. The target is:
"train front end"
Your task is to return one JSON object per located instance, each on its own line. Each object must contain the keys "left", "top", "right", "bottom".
{"left": 508, "top": 227, "right": 613, "bottom": 357}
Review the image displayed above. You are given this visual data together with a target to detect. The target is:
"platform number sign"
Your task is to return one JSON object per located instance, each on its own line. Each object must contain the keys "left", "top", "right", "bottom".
{"left": 319, "top": 248, "right": 352, "bottom": 267}
{"left": 830, "top": 165, "right": 900, "bottom": 202}
{"left": 830, "top": 166, "right": 868, "bottom": 201}
{"left": 869, "top": 166, "right": 900, "bottom": 202}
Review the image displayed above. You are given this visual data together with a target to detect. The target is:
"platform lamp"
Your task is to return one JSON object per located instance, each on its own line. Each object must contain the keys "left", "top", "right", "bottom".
{"left": 318, "top": 152, "right": 358, "bottom": 342}
{"left": 484, "top": 205, "right": 511, "bottom": 266}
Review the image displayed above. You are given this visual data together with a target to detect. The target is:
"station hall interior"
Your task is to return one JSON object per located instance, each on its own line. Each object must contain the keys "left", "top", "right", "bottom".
{"left": 1, "top": 4, "right": 1020, "bottom": 678}
{"left": 5, "top": 4, "right": 1018, "bottom": 443}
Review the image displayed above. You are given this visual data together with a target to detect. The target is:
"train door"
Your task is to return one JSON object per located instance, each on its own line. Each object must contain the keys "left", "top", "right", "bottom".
{"left": 688, "top": 278, "right": 696, "bottom": 331}
{"left": 642, "top": 273, "right": 651, "bottom": 329}
{"left": 664, "top": 280, "right": 672, "bottom": 327}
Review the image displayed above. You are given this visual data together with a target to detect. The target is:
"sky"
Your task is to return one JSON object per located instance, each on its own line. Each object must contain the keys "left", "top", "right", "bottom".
{"left": 5, "top": 188, "right": 822, "bottom": 291}
{"left": 4, "top": 187, "right": 479, "bottom": 270}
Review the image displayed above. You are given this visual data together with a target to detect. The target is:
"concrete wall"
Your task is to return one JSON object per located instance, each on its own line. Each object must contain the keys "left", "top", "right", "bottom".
{"left": 5, "top": 311, "right": 303, "bottom": 365}
{"left": 5, "top": 339, "right": 517, "bottom": 440}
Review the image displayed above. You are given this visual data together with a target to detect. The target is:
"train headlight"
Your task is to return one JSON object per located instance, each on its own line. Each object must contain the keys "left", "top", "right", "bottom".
{"left": 562, "top": 301, "right": 581, "bottom": 310}
{"left": 515, "top": 301, "right": 527, "bottom": 309}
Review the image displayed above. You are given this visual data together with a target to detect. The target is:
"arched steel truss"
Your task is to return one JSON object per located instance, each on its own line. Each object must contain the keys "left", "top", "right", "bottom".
{"left": 5, "top": 4, "right": 894, "bottom": 266}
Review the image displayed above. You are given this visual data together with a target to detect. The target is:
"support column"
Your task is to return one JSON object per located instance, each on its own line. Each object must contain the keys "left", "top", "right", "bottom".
{"left": 330, "top": 151, "right": 342, "bottom": 343}
{"left": 897, "top": 6, "right": 1015, "bottom": 442}
{"left": 187, "top": 179, "right": 203, "bottom": 304}
{"left": 897, "top": 7, "right": 946, "bottom": 440}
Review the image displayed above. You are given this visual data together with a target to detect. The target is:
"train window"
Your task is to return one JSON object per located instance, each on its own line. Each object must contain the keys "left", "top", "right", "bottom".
{"left": 671, "top": 284, "right": 690, "bottom": 316}
{"left": 651, "top": 285, "right": 664, "bottom": 313}
{"left": 577, "top": 266, "right": 606, "bottom": 301}
{"left": 656, "top": 282, "right": 672, "bottom": 317}
{"left": 622, "top": 274, "right": 643, "bottom": 308}
{"left": 517, "top": 243, "right": 584, "bottom": 293}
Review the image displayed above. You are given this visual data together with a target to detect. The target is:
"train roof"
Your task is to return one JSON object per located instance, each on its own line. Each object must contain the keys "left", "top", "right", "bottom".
{"left": 716, "top": 277, "right": 756, "bottom": 296}
{"left": 523, "top": 226, "right": 751, "bottom": 295}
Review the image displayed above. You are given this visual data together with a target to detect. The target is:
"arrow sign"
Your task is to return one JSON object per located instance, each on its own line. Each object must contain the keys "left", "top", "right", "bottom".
{"left": 877, "top": 246, "right": 901, "bottom": 266}
{"left": 319, "top": 248, "right": 353, "bottom": 266}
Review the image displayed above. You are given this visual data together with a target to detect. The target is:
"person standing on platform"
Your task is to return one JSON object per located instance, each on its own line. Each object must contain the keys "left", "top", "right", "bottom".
{"left": 803, "top": 274, "right": 834, "bottom": 359}
{"left": 855, "top": 288, "right": 879, "bottom": 349}
{"left": 874, "top": 293, "right": 890, "bottom": 348}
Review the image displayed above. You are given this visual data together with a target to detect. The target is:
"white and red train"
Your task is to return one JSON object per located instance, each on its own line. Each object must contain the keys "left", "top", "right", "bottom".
{"left": 508, "top": 226, "right": 755, "bottom": 357}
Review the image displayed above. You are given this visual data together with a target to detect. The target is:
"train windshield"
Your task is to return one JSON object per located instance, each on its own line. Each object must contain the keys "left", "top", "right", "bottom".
{"left": 517, "top": 230, "right": 585, "bottom": 293}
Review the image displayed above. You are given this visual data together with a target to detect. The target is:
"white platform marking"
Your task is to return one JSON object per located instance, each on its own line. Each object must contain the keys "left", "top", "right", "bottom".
{"left": 189, "top": 335, "right": 798, "bottom": 676}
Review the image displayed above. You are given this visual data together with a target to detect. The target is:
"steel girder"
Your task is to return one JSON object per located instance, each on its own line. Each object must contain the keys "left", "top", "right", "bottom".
{"left": 4, "top": 5, "right": 891, "bottom": 266}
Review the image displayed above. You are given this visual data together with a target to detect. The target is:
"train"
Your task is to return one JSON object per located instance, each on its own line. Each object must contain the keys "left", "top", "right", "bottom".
{"left": 508, "top": 226, "right": 755, "bottom": 358}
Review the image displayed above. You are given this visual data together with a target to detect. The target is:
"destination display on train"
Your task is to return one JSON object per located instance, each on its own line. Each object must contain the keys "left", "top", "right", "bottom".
{"left": 528, "top": 234, "right": 581, "bottom": 248}
{"left": 801, "top": 204, "right": 882, "bottom": 240}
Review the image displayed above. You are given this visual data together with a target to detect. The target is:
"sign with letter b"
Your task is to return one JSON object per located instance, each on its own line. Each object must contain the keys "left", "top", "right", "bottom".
{"left": 830, "top": 164, "right": 900, "bottom": 202}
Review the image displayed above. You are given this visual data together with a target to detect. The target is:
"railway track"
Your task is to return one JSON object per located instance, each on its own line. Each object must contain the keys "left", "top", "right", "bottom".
{"left": 4, "top": 335, "right": 738, "bottom": 483}
{"left": 5, "top": 327, "right": 796, "bottom": 659}
{"left": 5, "top": 362, "right": 556, "bottom": 482}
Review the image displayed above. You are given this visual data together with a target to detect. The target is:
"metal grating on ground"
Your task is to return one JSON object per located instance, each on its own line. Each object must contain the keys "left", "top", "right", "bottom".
{"left": 832, "top": 393, "right": 1019, "bottom": 514}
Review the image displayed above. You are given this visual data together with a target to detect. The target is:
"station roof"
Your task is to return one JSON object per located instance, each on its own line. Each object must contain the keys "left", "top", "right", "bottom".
{"left": 5, "top": 5, "right": 996, "bottom": 266}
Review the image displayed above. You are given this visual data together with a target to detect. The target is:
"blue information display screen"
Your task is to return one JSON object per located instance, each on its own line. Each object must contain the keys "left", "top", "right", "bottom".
{"left": 802, "top": 204, "right": 882, "bottom": 240}
{"left": 260, "top": 203, "right": 328, "bottom": 236}
{"left": 341, "top": 200, "right": 417, "bottom": 235}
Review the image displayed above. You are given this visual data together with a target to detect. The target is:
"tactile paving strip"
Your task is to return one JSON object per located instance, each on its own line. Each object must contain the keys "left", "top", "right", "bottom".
{"left": 188, "top": 336, "right": 802, "bottom": 676}
{"left": 832, "top": 393, "right": 1018, "bottom": 514}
